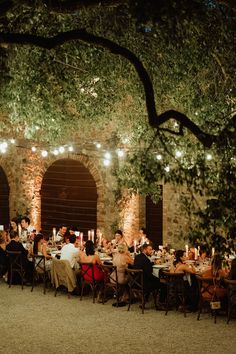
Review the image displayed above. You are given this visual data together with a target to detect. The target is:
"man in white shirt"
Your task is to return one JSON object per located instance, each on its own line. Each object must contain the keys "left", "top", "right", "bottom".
{"left": 55, "top": 224, "right": 67, "bottom": 242}
{"left": 60, "top": 234, "right": 80, "bottom": 270}
{"left": 20, "top": 217, "right": 35, "bottom": 242}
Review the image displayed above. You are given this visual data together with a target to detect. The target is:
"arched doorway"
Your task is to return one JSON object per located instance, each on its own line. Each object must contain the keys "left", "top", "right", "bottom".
{"left": 41, "top": 159, "right": 97, "bottom": 236}
{"left": 0, "top": 166, "right": 10, "bottom": 228}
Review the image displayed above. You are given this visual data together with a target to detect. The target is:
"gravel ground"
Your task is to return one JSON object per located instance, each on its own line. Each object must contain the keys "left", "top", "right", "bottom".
{"left": 0, "top": 282, "right": 235, "bottom": 354}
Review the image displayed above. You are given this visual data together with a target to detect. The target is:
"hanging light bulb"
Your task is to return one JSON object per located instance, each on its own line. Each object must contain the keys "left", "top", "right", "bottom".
{"left": 59, "top": 146, "right": 65, "bottom": 154}
{"left": 31, "top": 146, "right": 37, "bottom": 152}
{"left": 175, "top": 150, "right": 182, "bottom": 158}
{"left": 206, "top": 153, "right": 212, "bottom": 161}
{"left": 41, "top": 150, "right": 48, "bottom": 157}
{"left": 156, "top": 154, "right": 162, "bottom": 160}
{"left": 10, "top": 139, "right": 15, "bottom": 144}
{"left": 96, "top": 143, "right": 101, "bottom": 149}
{"left": 68, "top": 146, "right": 73, "bottom": 152}
{"left": 103, "top": 159, "right": 111, "bottom": 167}
{"left": 164, "top": 165, "right": 170, "bottom": 172}
{"left": 104, "top": 152, "right": 111, "bottom": 160}
{"left": 53, "top": 149, "right": 59, "bottom": 156}
{"left": 116, "top": 149, "right": 125, "bottom": 157}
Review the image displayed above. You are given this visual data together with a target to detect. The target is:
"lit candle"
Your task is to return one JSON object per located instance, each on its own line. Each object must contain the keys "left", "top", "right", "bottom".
{"left": 52, "top": 227, "right": 56, "bottom": 241}
{"left": 80, "top": 232, "right": 83, "bottom": 247}
{"left": 141, "top": 236, "right": 145, "bottom": 245}
{"left": 91, "top": 229, "right": 95, "bottom": 243}
{"left": 99, "top": 233, "right": 102, "bottom": 246}
{"left": 185, "top": 244, "right": 189, "bottom": 258}
{"left": 18, "top": 224, "right": 22, "bottom": 237}
{"left": 194, "top": 248, "right": 198, "bottom": 260}
{"left": 134, "top": 239, "right": 137, "bottom": 254}
{"left": 212, "top": 247, "right": 215, "bottom": 257}
{"left": 197, "top": 246, "right": 200, "bottom": 257}
{"left": 88, "top": 230, "right": 91, "bottom": 241}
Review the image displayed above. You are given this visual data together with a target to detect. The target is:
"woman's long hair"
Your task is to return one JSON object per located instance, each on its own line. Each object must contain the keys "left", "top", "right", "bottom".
{"left": 211, "top": 254, "right": 223, "bottom": 277}
{"left": 33, "top": 233, "right": 44, "bottom": 255}
{"left": 85, "top": 240, "right": 95, "bottom": 256}
{"left": 173, "top": 250, "right": 184, "bottom": 267}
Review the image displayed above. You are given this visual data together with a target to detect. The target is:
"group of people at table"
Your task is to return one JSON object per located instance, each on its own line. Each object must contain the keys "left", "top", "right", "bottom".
{"left": 0, "top": 217, "right": 236, "bottom": 311}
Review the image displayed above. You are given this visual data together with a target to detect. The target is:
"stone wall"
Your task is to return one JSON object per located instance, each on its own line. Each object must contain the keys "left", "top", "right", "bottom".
{"left": 0, "top": 147, "right": 205, "bottom": 248}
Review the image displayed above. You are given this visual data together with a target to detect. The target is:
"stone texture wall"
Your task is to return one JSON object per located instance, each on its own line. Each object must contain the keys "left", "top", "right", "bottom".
{"left": 0, "top": 147, "right": 205, "bottom": 248}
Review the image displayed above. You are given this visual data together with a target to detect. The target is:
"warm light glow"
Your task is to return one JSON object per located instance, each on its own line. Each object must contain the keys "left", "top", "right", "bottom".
{"left": 206, "top": 153, "right": 212, "bottom": 161}
{"left": 156, "top": 154, "right": 162, "bottom": 160}
{"left": 32, "top": 146, "right": 37, "bottom": 152}
{"left": 41, "top": 150, "right": 48, "bottom": 157}
{"left": 104, "top": 152, "right": 111, "bottom": 160}
{"left": 10, "top": 139, "right": 15, "bottom": 144}
{"left": 103, "top": 159, "right": 110, "bottom": 167}
{"left": 68, "top": 146, "right": 74, "bottom": 152}
{"left": 53, "top": 149, "right": 59, "bottom": 156}
{"left": 164, "top": 165, "right": 170, "bottom": 172}
{"left": 96, "top": 143, "right": 101, "bottom": 149}
{"left": 117, "top": 149, "right": 125, "bottom": 157}
{"left": 59, "top": 146, "right": 65, "bottom": 153}
{"left": 175, "top": 150, "right": 182, "bottom": 158}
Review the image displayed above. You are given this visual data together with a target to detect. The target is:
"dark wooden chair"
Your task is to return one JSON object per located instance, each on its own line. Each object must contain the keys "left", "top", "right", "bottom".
{"left": 80, "top": 263, "right": 103, "bottom": 303}
{"left": 196, "top": 275, "right": 222, "bottom": 323}
{"left": 162, "top": 271, "right": 187, "bottom": 317}
{"left": 6, "top": 250, "right": 25, "bottom": 290}
{"left": 224, "top": 278, "right": 236, "bottom": 324}
{"left": 31, "top": 254, "right": 50, "bottom": 294}
{"left": 101, "top": 264, "right": 119, "bottom": 305}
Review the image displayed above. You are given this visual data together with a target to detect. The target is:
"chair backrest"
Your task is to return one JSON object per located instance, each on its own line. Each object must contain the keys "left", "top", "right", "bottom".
{"left": 196, "top": 275, "right": 219, "bottom": 301}
{"left": 126, "top": 268, "right": 144, "bottom": 292}
{"left": 51, "top": 258, "right": 76, "bottom": 292}
{"left": 102, "top": 264, "right": 118, "bottom": 285}
{"left": 224, "top": 278, "right": 236, "bottom": 302}
{"left": 32, "top": 254, "right": 46, "bottom": 273}
{"left": 6, "top": 250, "right": 23, "bottom": 269}
{"left": 80, "top": 263, "right": 95, "bottom": 284}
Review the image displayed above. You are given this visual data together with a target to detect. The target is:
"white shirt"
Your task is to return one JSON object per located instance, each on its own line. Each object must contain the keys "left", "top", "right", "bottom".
{"left": 60, "top": 243, "right": 80, "bottom": 268}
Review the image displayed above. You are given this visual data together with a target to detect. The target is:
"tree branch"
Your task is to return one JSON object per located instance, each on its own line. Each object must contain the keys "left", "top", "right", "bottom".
{"left": 0, "top": 29, "right": 227, "bottom": 148}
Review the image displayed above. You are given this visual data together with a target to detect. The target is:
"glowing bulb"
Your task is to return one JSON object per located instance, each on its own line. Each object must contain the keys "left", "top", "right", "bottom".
{"left": 53, "top": 149, "right": 59, "bottom": 156}
{"left": 10, "top": 139, "right": 15, "bottom": 144}
{"left": 103, "top": 159, "right": 110, "bottom": 167}
{"left": 117, "top": 149, "right": 125, "bottom": 157}
{"left": 104, "top": 152, "right": 111, "bottom": 160}
{"left": 68, "top": 146, "right": 73, "bottom": 152}
{"left": 156, "top": 154, "right": 162, "bottom": 160}
{"left": 175, "top": 150, "right": 182, "bottom": 158}
{"left": 96, "top": 143, "right": 101, "bottom": 149}
{"left": 59, "top": 146, "right": 65, "bottom": 153}
{"left": 31, "top": 146, "right": 37, "bottom": 152}
{"left": 206, "top": 153, "right": 212, "bottom": 161}
{"left": 41, "top": 150, "right": 48, "bottom": 157}
{"left": 164, "top": 165, "right": 170, "bottom": 172}
{"left": 1, "top": 142, "right": 8, "bottom": 149}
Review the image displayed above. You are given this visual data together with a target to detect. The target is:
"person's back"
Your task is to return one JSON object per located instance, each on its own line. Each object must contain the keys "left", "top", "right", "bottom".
{"left": 60, "top": 234, "right": 80, "bottom": 269}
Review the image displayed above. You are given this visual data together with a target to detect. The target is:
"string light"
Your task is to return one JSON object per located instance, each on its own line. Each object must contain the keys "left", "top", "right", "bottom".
{"left": 96, "top": 143, "right": 101, "bottom": 149}
{"left": 31, "top": 146, "right": 37, "bottom": 152}
{"left": 68, "top": 146, "right": 74, "bottom": 152}
{"left": 175, "top": 150, "right": 182, "bottom": 158}
{"left": 58, "top": 146, "right": 65, "bottom": 154}
{"left": 156, "top": 154, "right": 162, "bottom": 160}
{"left": 164, "top": 165, "right": 170, "bottom": 172}
{"left": 104, "top": 152, "right": 111, "bottom": 160}
{"left": 206, "top": 153, "right": 212, "bottom": 161}
{"left": 53, "top": 149, "right": 59, "bottom": 156}
{"left": 103, "top": 159, "right": 110, "bottom": 167}
{"left": 41, "top": 150, "right": 48, "bottom": 157}
{"left": 117, "top": 149, "right": 125, "bottom": 158}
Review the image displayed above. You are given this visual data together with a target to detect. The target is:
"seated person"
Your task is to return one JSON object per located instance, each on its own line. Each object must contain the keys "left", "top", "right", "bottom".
{"left": 169, "top": 249, "right": 198, "bottom": 311}
{"left": 55, "top": 224, "right": 67, "bottom": 243}
{"left": 33, "top": 233, "right": 52, "bottom": 271}
{"left": 110, "top": 230, "right": 128, "bottom": 252}
{"left": 199, "top": 246, "right": 210, "bottom": 262}
{"left": 133, "top": 243, "right": 160, "bottom": 293}
{"left": 138, "top": 227, "right": 150, "bottom": 246}
{"left": 0, "top": 232, "right": 8, "bottom": 276}
{"left": 112, "top": 244, "right": 133, "bottom": 285}
{"left": 80, "top": 240, "right": 104, "bottom": 282}
{"left": 60, "top": 234, "right": 80, "bottom": 270}
{"left": 6, "top": 230, "right": 33, "bottom": 283}
{"left": 201, "top": 254, "right": 228, "bottom": 301}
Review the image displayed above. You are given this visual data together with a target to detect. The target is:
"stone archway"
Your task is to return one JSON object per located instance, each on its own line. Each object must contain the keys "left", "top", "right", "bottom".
{"left": 0, "top": 165, "right": 10, "bottom": 228}
{"left": 41, "top": 158, "right": 98, "bottom": 236}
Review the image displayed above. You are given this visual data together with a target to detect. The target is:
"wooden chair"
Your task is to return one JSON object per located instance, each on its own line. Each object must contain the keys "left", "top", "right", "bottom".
{"left": 51, "top": 258, "right": 77, "bottom": 298}
{"left": 126, "top": 268, "right": 146, "bottom": 313}
{"left": 196, "top": 275, "right": 222, "bottom": 323}
{"left": 31, "top": 254, "right": 50, "bottom": 294}
{"left": 224, "top": 278, "right": 236, "bottom": 324}
{"left": 6, "top": 250, "right": 25, "bottom": 290}
{"left": 80, "top": 263, "right": 103, "bottom": 303}
{"left": 101, "top": 264, "right": 119, "bottom": 305}
{"left": 162, "top": 271, "right": 187, "bottom": 317}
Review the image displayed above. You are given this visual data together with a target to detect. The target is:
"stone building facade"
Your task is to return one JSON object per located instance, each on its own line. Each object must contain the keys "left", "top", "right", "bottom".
{"left": 0, "top": 146, "right": 194, "bottom": 248}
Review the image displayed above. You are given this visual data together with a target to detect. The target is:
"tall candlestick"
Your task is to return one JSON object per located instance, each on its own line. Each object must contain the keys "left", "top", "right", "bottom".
{"left": 212, "top": 247, "right": 215, "bottom": 257}
{"left": 141, "top": 236, "right": 145, "bottom": 245}
{"left": 52, "top": 227, "right": 56, "bottom": 242}
{"left": 80, "top": 232, "right": 83, "bottom": 247}
{"left": 88, "top": 230, "right": 91, "bottom": 241}
{"left": 91, "top": 229, "right": 94, "bottom": 243}
{"left": 194, "top": 247, "right": 198, "bottom": 260}
{"left": 99, "top": 233, "right": 102, "bottom": 246}
{"left": 185, "top": 244, "right": 189, "bottom": 258}
{"left": 18, "top": 224, "right": 22, "bottom": 238}
{"left": 197, "top": 246, "right": 200, "bottom": 257}
{"left": 134, "top": 240, "right": 137, "bottom": 254}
